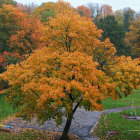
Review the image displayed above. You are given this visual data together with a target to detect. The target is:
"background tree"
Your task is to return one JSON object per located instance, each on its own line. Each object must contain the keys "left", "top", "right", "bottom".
{"left": 101, "top": 4, "right": 113, "bottom": 18}
{"left": 77, "top": 5, "right": 91, "bottom": 18}
{"left": 33, "top": 2, "right": 56, "bottom": 23}
{"left": 0, "top": 4, "right": 24, "bottom": 52}
{"left": 17, "top": 3, "right": 37, "bottom": 15}
{"left": 0, "top": 0, "right": 16, "bottom": 7}
{"left": 97, "top": 15, "right": 130, "bottom": 56}
{"left": 9, "top": 15, "right": 46, "bottom": 55}
{"left": 114, "top": 10, "right": 124, "bottom": 25}
{"left": 122, "top": 7, "right": 135, "bottom": 32}
{"left": 87, "top": 3, "right": 102, "bottom": 23}
{"left": 33, "top": 1, "right": 76, "bottom": 23}
{"left": 125, "top": 17, "right": 140, "bottom": 58}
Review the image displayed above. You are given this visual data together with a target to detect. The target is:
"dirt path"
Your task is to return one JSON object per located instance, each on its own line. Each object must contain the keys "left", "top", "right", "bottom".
{"left": 3, "top": 106, "right": 140, "bottom": 140}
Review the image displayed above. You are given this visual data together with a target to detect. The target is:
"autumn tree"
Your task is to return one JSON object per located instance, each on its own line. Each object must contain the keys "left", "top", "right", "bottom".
{"left": 17, "top": 3, "right": 37, "bottom": 15}
{"left": 0, "top": 0, "right": 16, "bottom": 7}
{"left": 101, "top": 4, "right": 113, "bottom": 18}
{"left": 0, "top": 4, "right": 24, "bottom": 52}
{"left": 0, "top": 47, "right": 121, "bottom": 140}
{"left": 9, "top": 15, "right": 46, "bottom": 55}
{"left": 87, "top": 3, "right": 113, "bottom": 23}
{"left": 126, "top": 17, "right": 140, "bottom": 58}
{"left": 110, "top": 56, "right": 140, "bottom": 96}
{"left": 0, "top": 2, "right": 140, "bottom": 140}
{"left": 43, "top": 13, "right": 102, "bottom": 52}
{"left": 87, "top": 3, "right": 102, "bottom": 23}
{"left": 77, "top": 5, "right": 91, "bottom": 18}
{"left": 33, "top": 1, "right": 76, "bottom": 23}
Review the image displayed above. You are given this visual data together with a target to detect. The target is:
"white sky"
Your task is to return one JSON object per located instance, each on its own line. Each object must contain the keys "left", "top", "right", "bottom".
{"left": 15, "top": 0, "right": 140, "bottom": 12}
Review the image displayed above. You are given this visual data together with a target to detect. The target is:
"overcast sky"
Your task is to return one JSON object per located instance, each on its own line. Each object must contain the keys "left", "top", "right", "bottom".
{"left": 15, "top": 0, "right": 140, "bottom": 12}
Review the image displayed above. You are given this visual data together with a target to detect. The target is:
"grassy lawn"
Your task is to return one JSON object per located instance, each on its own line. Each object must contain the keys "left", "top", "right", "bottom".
{"left": 0, "top": 95, "right": 18, "bottom": 122}
{"left": 0, "top": 129, "right": 80, "bottom": 140}
{"left": 93, "top": 108, "right": 140, "bottom": 140}
{"left": 103, "top": 88, "right": 140, "bottom": 109}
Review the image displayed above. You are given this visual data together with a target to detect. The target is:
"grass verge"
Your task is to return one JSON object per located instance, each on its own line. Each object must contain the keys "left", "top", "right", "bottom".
{"left": 93, "top": 108, "right": 140, "bottom": 140}
{"left": 0, "top": 95, "right": 18, "bottom": 122}
{"left": 103, "top": 88, "right": 140, "bottom": 109}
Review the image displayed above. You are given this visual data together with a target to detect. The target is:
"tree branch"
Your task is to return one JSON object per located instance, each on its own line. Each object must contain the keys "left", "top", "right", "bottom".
{"left": 22, "top": 80, "right": 39, "bottom": 97}
{"left": 73, "top": 97, "right": 82, "bottom": 114}
{"left": 63, "top": 87, "right": 74, "bottom": 102}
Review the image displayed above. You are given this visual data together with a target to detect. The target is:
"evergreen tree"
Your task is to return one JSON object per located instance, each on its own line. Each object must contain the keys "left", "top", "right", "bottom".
{"left": 97, "top": 15, "right": 130, "bottom": 56}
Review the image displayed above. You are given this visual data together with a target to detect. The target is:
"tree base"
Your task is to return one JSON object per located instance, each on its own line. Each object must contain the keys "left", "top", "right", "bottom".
{"left": 59, "top": 136, "right": 70, "bottom": 140}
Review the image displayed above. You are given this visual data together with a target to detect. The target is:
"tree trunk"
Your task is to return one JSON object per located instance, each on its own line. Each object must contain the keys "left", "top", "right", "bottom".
{"left": 59, "top": 114, "right": 73, "bottom": 140}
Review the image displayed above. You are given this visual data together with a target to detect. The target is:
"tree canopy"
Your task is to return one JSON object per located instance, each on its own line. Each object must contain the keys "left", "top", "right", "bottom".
{"left": 0, "top": 1, "right": 139, "bottom": 140}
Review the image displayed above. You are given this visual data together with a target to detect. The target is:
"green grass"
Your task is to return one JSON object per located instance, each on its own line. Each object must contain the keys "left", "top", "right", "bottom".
{"left": 103, "top": 88, "right": 140, "bottom": 109}
{"left": 0, "top": 129, "right": 49, "bottom": 140}
{"left": 0, "top": 95, "right": 18, "bottom": 121}
{"left": 93, "top": 108, "right": 140, "bottom": 140}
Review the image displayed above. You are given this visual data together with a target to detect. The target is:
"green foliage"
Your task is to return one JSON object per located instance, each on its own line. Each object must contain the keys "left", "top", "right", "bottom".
{"left": 41, "top": 9, "right": 55, "bottom": 22}
{"left": 97, "top": 15, "right": 130, "bottom": 56}
{"left": 123, "top": 7, "right": 135, "bottom": 32}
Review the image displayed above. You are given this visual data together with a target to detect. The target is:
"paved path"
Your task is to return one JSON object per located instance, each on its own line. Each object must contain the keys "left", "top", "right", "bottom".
{"left": 4, "top": 106, "right": 140, "bottom": 140}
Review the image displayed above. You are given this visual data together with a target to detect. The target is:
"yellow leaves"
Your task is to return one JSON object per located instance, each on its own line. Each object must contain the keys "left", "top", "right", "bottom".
{"left": 69, "top": 33, "right": 78, "bottom": 38}
{"left": 0, "top": 46, "right": 115, "bottom": 114}
{"left": 9, "top": 15, "right": 46, "bottom": 55}
{"left": 126, "top": 17, "right": 140, "bottom": 57}
{"left": 43, "top": 12, "right": 102, "bottom": 52}
{"left": 41, "top": 68, "right": 46, "bottom": 74}
{"left": 1, "top": 2, "right": 139, "bottom": 121}
{"left": 109, "top": 56, "right": 140, "bottom": 96}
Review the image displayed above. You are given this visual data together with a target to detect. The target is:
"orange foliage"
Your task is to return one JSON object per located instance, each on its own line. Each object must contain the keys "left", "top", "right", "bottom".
{"left": 9, "top": 15, "right": 46, "bottom": 55}
{"left": 101, "top": 4, "right": 113, "bottom": 18}
{"left": 0, "top": 47, "right": 115, "bottom": 115}
{"left": 43, "top": 13, "right": 102, "bottom": 52}
{"left": 33, "top": 0, "right": 76, "bottom": 21}
{"left": 77, "top": 5, "right": 91, "bottom": 18}
{"left": 110, "top": 56, "right": 140, "bottom": 96}
{"left": 0, "top": 2, "right": 139, "bottom": 139}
